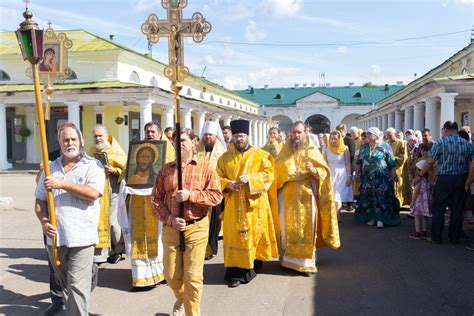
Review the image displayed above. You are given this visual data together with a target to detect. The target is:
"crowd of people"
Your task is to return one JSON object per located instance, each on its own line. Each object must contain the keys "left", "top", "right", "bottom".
{"left": 33, "top": 118, "right": 473, "bottom": 316}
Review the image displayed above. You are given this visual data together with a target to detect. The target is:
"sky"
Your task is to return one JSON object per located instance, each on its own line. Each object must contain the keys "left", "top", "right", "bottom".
{"left": 1, "top": 0, "right": 473, "bottom": 90}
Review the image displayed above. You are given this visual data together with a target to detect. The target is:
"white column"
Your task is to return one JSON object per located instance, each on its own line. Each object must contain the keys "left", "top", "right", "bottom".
{"left": 65, "top": 100, "right": 81, "bottom": 129}
{"left": 122, "top": 107, "right": 130, "bottom": 154}
{"left": 388, "top": 111, "right": 395, "bottom": 129}
{"left": 424, "top": 97, "right": 438, "bottom": 139}
{"left": 163, "top": 104, "right": 175, "bottom": 129}
{"left": 395, "top": 110, "right": 403, "bottom": 132}
{"left": 376, "top": 116, "right": 382, "bottom": 129}
{"left": 182, "top": 107, "right": 193, "bottom": 129}
{"left": 137, "top": 99, "right": 153, "bottom": 139}
{"left": 253, "top": 120, "right": 259, "bottom": 146}
{"left": 382, "top": 114, "right": 388, "bottom": 131}
{"left": 223, "top": 115, "right": 232, "bottom": 126}
{"left": 196, "top": 111, "right": 206, "bottom": 135}
{"left": 404, "top": 106, "right": 413, "bottom": 131}
{"left": 438, "top": 93, "right": 458, "bottom": 128}
{"left": 259, "top": 121, "right": 265, "bottom": 147}
{"left": 24, "top": 106, "right": 37, "bottom": 163}
{"left": 413, "top": 102, "right": 425, "bottom": 131}
{"left": 0, "top": 103, "right": 12, "bottom": 169}
{"left": 263, "top": 121, "right": 268, "bottom": 146}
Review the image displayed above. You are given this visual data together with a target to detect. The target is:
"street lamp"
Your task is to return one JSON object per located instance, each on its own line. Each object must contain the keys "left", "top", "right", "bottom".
{"left": 16, "top": 6, "right": 60, "bottom": 266}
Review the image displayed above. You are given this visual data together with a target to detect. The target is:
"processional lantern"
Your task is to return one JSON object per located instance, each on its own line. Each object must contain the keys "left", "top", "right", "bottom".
{"left": 16, "top": 1, "right": 60, "bottom": 266}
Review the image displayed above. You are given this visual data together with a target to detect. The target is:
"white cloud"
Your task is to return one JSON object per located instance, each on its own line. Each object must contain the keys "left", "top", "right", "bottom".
{"left": 223, "top": 76, "right": 249, "bottom": 90}
{"left": 204, "top": 55, "right": 216, "bottom": 65}
{"left": 298, "top": 15, "right": 363, "bottom": 32}
{"left": 371, "top": 64, "right": 381, "bottom": 74}
{"left": 131, "top": 0, "right": 160, "bottom": 12}
{"left": 264, "top": 0, "right": 303, "bottom": 16}
{"left": 245, "top": 20, "right": 266, "bottom": 43}
{"left": 223, "top": 3, "right": 255, "bottom": 22}
{"left": 337, "top": 46, "right": 348, "bottom": 54}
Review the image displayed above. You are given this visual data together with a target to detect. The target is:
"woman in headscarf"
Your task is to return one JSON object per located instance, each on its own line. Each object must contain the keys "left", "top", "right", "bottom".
{"left": 354, "top": 127, "right": 401, "bottom": 228}
{"left": 323, "top": 130, "right": 353, "bottom": 220}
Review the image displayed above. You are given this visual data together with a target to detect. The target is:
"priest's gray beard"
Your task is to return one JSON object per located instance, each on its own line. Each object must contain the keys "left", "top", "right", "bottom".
{"left": 95, "top": 140, "right": 111, "bottom": 151}
{"left": 290, "top": 138, "right": 304, "bottom": 150}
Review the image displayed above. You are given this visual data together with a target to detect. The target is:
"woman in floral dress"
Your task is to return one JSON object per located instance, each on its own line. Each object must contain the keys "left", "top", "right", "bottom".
{"left": 354, "top": 127, "right": 401, "bottom": 228}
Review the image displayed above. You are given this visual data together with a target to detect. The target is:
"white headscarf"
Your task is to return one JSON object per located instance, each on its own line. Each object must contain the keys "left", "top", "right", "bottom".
{"left": 200, "top": 121, "right": 226, "bottom": 148}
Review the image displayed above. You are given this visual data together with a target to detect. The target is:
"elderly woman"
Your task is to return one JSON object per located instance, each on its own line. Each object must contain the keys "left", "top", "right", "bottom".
{"left": 354, "top": 127, "right": 401, "bottom": 228}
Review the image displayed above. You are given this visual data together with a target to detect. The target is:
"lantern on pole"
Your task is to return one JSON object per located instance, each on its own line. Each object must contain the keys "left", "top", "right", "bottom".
{"left": 16, "top": 4, "right": 60, "bottom": 266}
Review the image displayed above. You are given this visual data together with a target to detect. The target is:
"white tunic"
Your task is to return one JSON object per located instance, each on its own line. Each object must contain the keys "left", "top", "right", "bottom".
{"left": 326, "top": 150, "right": 353, "bottom": 202}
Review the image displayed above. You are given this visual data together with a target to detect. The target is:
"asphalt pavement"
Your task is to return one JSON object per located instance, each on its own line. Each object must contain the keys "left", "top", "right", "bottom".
{"left": 1, "top": 173, "right": 473, "bottom": 315}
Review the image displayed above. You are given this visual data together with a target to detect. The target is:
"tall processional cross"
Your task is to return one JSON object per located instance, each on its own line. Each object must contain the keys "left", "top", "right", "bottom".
{"left": 141, "top": 0, "right": 211, "bottom": 82}
{"left": 141, "top": 0, "right": 211, "bottom": 251}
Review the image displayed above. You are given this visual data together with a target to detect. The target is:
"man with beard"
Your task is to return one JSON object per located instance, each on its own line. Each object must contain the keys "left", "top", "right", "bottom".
{"left": 262, "top": 127, "right": 282, "bottom": 158}
{"left": 274, "top": 121, "right": 340, "bottom": 275}
{"left": 386, "top": 127, "right": 411, "bottom": 207}
{"left": 195, "top": 121, "right": 227, "bottom": 260}
{"left": 118, "top": 121, "right": 175, "bottom": 291}
{"left": 216, "top": 119, "right": 279, "bottom": 288}
{"left": 35, "top": 122, "right": 105, "bottom": 315}
{"left": 89, "top": 125, "right": 127, "bottom": 265}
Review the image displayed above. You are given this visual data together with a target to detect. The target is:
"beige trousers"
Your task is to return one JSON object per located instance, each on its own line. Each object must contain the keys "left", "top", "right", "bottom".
{"left": 47, "top": 245, "right": 94, "bottom": 316}
{"left": 162, "top": 216, "right": 209, "bottom": 316}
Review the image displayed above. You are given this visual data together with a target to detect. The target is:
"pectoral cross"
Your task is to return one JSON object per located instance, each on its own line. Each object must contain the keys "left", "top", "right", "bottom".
{"left": 141, "top": 0, "right": 212, "bottom": 82}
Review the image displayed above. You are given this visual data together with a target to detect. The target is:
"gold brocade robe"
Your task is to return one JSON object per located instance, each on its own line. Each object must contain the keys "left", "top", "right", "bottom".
{"left": 88, "top": 136, "right": 127, "bottom": 248}
{"left": 275, "top": 139, "right": 340, "bottom": 260}
{"left": 262, "top": 138, "right": 282, "bottom": 159}
{"left": 217, "top": 146, "right": 279, "bottom": 269}
{"left": 389, "top": 139, "right": 412, "bottom": 206}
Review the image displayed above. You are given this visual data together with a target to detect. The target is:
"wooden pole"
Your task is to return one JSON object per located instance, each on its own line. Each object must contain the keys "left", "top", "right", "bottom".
{"left": 171, "top": 80, "right": 185, "bottom": 252}
{"left": 33, "top": 64, "right": 60, "bottom": 266}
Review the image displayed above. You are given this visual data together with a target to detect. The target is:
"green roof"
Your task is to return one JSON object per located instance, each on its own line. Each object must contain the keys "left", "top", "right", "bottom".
{"left": 234, "top": 85, "right": 405, "bottom": 106}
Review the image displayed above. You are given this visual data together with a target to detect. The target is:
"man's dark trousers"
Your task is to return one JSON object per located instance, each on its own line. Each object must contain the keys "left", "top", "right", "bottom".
{"left": 431, "top": 174, "right": 467, "bottom": 243}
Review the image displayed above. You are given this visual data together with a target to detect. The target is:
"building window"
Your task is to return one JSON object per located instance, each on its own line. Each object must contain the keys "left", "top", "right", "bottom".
{"left": 274, "top": 94, "right": 282, "bottom": 99}
{"left": 129, "top": 71, "right": 140, "bottom": 83}
{"left": 150, "top": 77, "right": 158, "bottom": 87}
{"left": 187, "top": 88, "right": 192, "bottom": 96}
{"left": 461, "top": 68, "right": 468, "bottom": 75}
{"left": 353, "top": 92, "right": 362, "bottom": 98}
{"left": 0, "top": 70, "right": 11, "bottom": 81}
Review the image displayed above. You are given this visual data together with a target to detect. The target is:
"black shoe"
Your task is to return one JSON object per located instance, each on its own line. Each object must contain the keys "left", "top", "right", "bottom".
{"left": 228, "top": 280, "right": 241, "bottom": 288}
{"left": 204, "top": 254, "right": 215, "bottom": 261}
{"left": 302, "top": 272, "right": 314, "bottom": 277}
{"left": 130, "top": 285, "right": 155, "bottom": 292}
{"left": 107, "top": 253, "right": 123, "bottom": 264}
{"left": 44, "top": 302, "right": 64, "bottom": 315}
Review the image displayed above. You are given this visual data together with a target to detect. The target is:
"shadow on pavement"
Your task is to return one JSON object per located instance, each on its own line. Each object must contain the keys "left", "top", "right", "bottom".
{"left": 96, "top": 267, "right": 134, "bottom": 292}
{"left": 0, "top": 247, "right": 47, "bottom": 261}
{"left": 7, "top": 263, "right": 49, "bottom": 284}
{"left": 0, "top": 285, "right": 49, "bottom": 315}
{"left": 314, "top": 212, "right": 474, "bottom": 315}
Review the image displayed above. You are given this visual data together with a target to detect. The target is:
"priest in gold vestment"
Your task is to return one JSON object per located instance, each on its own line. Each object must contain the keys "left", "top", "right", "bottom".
{"left": 262, "top": 127, "right": 282, "bottom": 159}
{"left": 385, "top": 128, "right": 411, "bottom": 207}
{"left": 118, "top": 121, "right": 175, "bottom": 290}
{"left": 88, "top": 125, "right": 127, "bottom": 264}
{"left": 275, "top": 121, "right": 340, "bottom": 275}
{"left": 217, "top": 119, "right": 279, "bottom": 288}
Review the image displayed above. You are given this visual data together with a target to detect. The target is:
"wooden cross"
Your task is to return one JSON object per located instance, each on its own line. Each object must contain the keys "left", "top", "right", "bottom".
{"left": 141, "top": 0, "right": 211, "bottom": 82}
